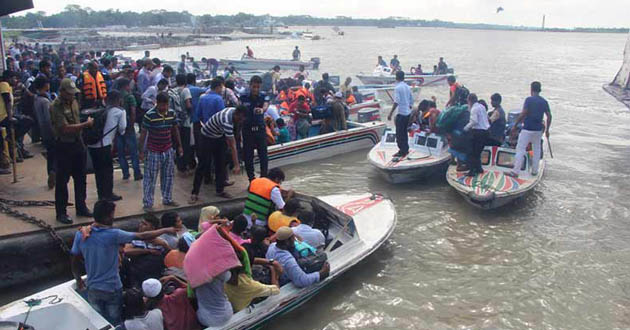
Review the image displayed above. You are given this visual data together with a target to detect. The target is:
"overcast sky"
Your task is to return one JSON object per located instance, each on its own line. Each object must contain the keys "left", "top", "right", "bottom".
{"left": 23, "top": 0, "right": 630, "bottom": 29}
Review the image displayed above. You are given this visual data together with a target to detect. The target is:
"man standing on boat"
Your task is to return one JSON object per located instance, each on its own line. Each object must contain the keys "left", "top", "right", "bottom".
{"left": 507, "top": 81, "right": 551, "bottom": 178}
{"left": 463, "top": 93, "right": 490, "bottom": 177}
{"left": 292, "top": 46, "right": 301, "bottom": 61}
{"left": 241, "top": 75, "right": 271, "bottom": 181}
{"left": 387, "top": 71, "right": 413, "bottom": 160}
{"left": 246, "top": 46, "right": 254, "bottom": 59}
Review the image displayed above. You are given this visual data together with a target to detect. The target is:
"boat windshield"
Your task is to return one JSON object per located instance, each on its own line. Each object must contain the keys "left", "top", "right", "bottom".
{"left": 496, "top": 150, "right": 526, "bottom": 170}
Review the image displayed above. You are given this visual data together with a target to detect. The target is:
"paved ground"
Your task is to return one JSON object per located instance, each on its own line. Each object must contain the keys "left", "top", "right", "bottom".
{"left": 0, "top": 142, "right": 249, "bottom": 237}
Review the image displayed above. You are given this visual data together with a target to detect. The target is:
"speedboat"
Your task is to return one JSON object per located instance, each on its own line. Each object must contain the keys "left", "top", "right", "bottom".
{"left": 219, "top": 55, "right": 321, "bottom": 71}
{"left": 356, "top": 66, "right": 452, "bottom": 86}
{"left": 261, "top": 120, "right": 386, "bottom": 168}
{"left": 0, "top": 193, "right": 397, "bottom": 330}
{"left": 348, "top": 100, "right": 381, "bottom": 122}
{"left": 445, "top": 145, "right": 545, "bottom": 209}
{"left": 368, "top": 129, "right": 451, "bottom": 184}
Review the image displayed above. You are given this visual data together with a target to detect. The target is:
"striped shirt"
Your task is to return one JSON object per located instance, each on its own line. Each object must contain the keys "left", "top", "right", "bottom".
{"left": 142, "top": 107, "right": 177, "bottom": 152}
{"left": 201, "top": 107, "right": 235, "bottom": 139}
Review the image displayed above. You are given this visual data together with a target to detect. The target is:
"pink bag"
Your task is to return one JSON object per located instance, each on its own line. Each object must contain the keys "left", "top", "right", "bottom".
{"left": 184, "top": 225, "right": 241, "bottom": 288}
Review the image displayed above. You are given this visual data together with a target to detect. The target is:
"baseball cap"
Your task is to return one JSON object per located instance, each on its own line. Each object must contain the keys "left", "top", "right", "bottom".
{"left": 276, "top": 226, "right": 294, "bottom": 241}
{"left": 60, "top": 78, "right": 80, "bottom": 94}
{"left": 334, "top": 91, "right": 343, "bottom": 98}
{"left": 142, "top": 278, "right": 162, "bottom": 298}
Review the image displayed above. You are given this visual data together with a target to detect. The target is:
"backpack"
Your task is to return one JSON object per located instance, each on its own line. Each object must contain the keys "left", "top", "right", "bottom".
{"left": 82, "top": 107, "right": 115, "bottom": 146}
{"left": 168, "top": 87, "right": 186, "bottom": 125}
{"left": 435, "top": 104, "right": 468, "bottom": 134}
{"left": 261, "top": 72, "right": 273, "bottom": 92}
{"left": 454, "top": 84, "right": 470, "bottom": 106}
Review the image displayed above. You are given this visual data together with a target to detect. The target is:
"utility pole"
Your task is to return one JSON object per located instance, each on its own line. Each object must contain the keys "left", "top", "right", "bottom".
{"left": 542, "top": 15, "right": 546, "bottom": 31}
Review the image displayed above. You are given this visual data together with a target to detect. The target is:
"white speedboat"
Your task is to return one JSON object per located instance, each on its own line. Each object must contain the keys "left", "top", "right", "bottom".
{"left": 356, "top": 66, "right": 451, "bottom": 86}
{"left": 260, "top": 120, "right": 387, "bottom": 168}
{"left": 446, "top": 145, "right": 545, "bottom": 209}
{"left": 219, "top": 55, "right": 321, "bottom": 71}
{"left": 368, "top": 129, "right": 451, "bottom": 184}
{"left": 0, "top": 193, "right": 397, "bottom": 330}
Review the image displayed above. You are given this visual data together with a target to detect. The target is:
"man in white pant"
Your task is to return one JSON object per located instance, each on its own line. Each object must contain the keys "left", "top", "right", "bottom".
{"left": 507, "top": 81, "right": 552, "bottom": 177}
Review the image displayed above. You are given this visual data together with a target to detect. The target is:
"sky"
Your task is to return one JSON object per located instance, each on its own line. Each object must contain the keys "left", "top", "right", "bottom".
{"left": 22, "top": 0, "right": 630, "bottom": 29}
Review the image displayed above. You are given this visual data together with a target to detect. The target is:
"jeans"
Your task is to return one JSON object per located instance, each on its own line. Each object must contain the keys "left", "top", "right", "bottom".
{"left": 395, "top": 114, "right": 410, "bottom": 155}
{"left": 512, "top": 129, "right": 543, "bottom": 175}
{"left": 467, "top": 129, "right": 488, "bottom": 173}
{"left": 243, "top": 130, "right": 268, "bottom": 181}
{"left": 116, "top": 130, "right": 141, "bottom": 179}
{"left": 88, "top": 145, "right": 114, "bottom": 200}
{"left": 55, "top": 141, "right": 88, "bottom": 216}
{"left": 87, "top": 288, "right": 123, "bottom": 326}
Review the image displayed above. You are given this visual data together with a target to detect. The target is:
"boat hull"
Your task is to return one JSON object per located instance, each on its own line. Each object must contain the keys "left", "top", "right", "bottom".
{"left": 257, "top": 121, "right": 386, "bottom": 168}
{"left": 372, "top": 160, "right": 449, "bottom": 184}
{"left": 356, "top": 74, "right": 450, "bottom": 86}
{"left": 446, "top": 146, "right": 546, "bottom": 210}
{"left": 219, "top": 58, "right": 319, "bottom": 71}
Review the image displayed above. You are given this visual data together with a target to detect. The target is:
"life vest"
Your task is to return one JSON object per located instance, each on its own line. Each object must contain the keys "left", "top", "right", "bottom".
{"left": 243, "top": 178, "right": 280, "bottom": 221}
{"left": 82, "top": 71, "right": 107, "bottom": 100}
{"left": 346, "top": 94, "right": 356, "bottom": 105}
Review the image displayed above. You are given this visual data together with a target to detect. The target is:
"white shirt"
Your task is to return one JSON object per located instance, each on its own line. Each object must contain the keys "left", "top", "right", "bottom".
{"left": 464, "top": 102, "right": 490, "bottom": 131}
{"left": 88, "top": 107, "right": 126, "bottom": 148}
{"left": 265, "top": 105, "right": 280, "bottom": 121}
{"left": 292, "top": 224, "right": 325, "bottom": 248}
{"left": 141, "top": 86, "right": 160, "bottom": 110}
{"left": 123, "top": 309, "right": 164, "bottom": 330}
{"left": 394, "top": 81, "right": 413, "bottom": 116}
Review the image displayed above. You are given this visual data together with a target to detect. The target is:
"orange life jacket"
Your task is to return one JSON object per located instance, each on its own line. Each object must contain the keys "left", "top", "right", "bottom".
{"left": 82, "top": 71, "right": 107, "bottom": 101}
{"left": 243, "top": 178, "right": 280, "bottom": 220}
{"left": 346, "top": 94, "right": 357, "bottom": 105}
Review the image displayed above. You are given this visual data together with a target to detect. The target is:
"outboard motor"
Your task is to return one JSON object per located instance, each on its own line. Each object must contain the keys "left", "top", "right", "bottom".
{"left": 0, "top": 321, "right": 35, "bottom": 330}
{"left": 310, "top": 57, "right": 321, "bottom": 70}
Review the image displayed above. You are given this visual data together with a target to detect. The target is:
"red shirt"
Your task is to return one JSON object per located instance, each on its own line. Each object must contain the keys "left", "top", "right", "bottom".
{"left": 157, "top": 287, "right": 201, "bottom": 330}
{"left": 288, "top": 100, "right": 310, "bottom": 122}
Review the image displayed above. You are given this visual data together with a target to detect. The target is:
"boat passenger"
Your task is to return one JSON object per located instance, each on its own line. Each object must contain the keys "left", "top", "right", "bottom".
{"left": 351, "top": 86, "right": 364, "bottom": 104}
{"left": 446, "top": 75, "right": 469, "bottom": 107}
{"left": 197, "top": 205, "right": 228, "bottom": 233}
{"left": 276, "top": 118, "right": 291, "bottom": 143}
{"left": 121, "top": 287, "right": 164, "bottom": 330}
{"left": 412, "top": 64, "right": 423, "bottom": 75}
{"left": 164, "top": 233, "right": 195, "bottom": 272}
{"left": 416, "top": 99, "right": 440, "bottom": 133}
{"left": 291, "top": 210, "right": 326, "bottom": 249}
{"left": 292, "top": 46, "right": 301, "bottom": 61}
{"left": 293, "top": 64, "right": 309, "bottom": 80}
{"left": 486, "top": 93, "right": 506, "bottom": 147}
{"left": 340, "top": 77, "right": 352, "bottom": 95}
{"left": 195, "top": 270, "right": 233, "bottom": 327}
{"left": 70, "top": 200, "right": 176, "bottom": 325}
{"left": 507, "top": 81, "right": 552, "bottom": 178}
{"left": 390, "top": 55, "right": 400, "bottom": 71}
{"left": 289, "top": 94, "right": 311, "bottom": 139}
{"left": 387, "top": 71, "right": 413, "bottom": 159}
{"left": 229, "top": 215, "right": 252, "bottom": 245}
{"left": 244, "top": 167, "right": 294, "bottom": 227}
{"left": 271, "top": 65, "right": 281, "bottom": 95}
{"left": 245, "top": 46, "right": 254, "bottom": 59}
{"left": 345, "top": 90, "right": 357, "bottom": 105}
{"left": 437, "top": 57, "right": 448, "bottom": 74}
{"left": 265, "top": 227, "right": 330, "bottom": 288}
{"left": 330, "top": 92, "right": 348, "bottom": 132}
{"left": 268, "top": 198, "right": 302, "bottom": 233}
{"left": 315, "top": 73, "right": 335, "bottom": 103}
{"left": 159, "top": 211, "right": 188, "bottom": 249}
{"left": 225, "top": 253, "right": 281, "bottom": 312}
{"left": 432, "top": 65, "right": 439, "bottom": 75}
{"left": 463, "top": 93, "right": 490, "bottom": 177}
{"left": 377, "top": 56, "right": 387, "bottom": 67}
{"left": 143, "top": 276, "right": 202, "bottom": 330}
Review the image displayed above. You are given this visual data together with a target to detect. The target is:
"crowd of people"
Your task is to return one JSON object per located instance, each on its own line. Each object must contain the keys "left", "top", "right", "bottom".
{"left": 387, "top": 71, "right": 552, "bottom": 178}
{"left": 70, "top": 166, "right": 331, "bottom": 329}
{"left": 0, "top": 42, "right": 360, "bottom": 225}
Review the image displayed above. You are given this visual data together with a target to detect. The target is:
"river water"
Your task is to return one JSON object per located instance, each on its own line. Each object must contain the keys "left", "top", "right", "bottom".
{"left": 10, "top": 27, "right": 629, "bottom": 329}
{"left": 125, "top": 27, "right": 630, "bottom": 329}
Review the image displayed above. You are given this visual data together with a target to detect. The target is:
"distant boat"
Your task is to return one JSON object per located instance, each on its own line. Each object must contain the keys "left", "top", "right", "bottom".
{"left": 603, "top": 31, "right": 630, "bottom": 109}
{"left": 376, "top": 22, "right": 396, "bottom": 29}
{"left": 219, "top": 55, "right": 321, "bottom": 71}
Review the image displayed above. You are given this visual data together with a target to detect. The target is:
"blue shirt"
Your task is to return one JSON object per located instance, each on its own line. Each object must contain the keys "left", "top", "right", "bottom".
{"left": 70, "top": 227, "right": 136, "bottom": 292}
{"left": 266, "top": 243, "right": 320, "bottom": 288}
{"left": 522, "top": 95, "right": 550, "bottom": 131}
{"left": 394, "top": 81, "right": 413, "bottom": 116}
{"left": 136, "top": 69, "right": 152, "bottom": 95}
{"left": 195, "top": 91, "right": 225, "bottom": 124}
{"left": 188, "top": 84, "right": 208, "bottom": 123}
